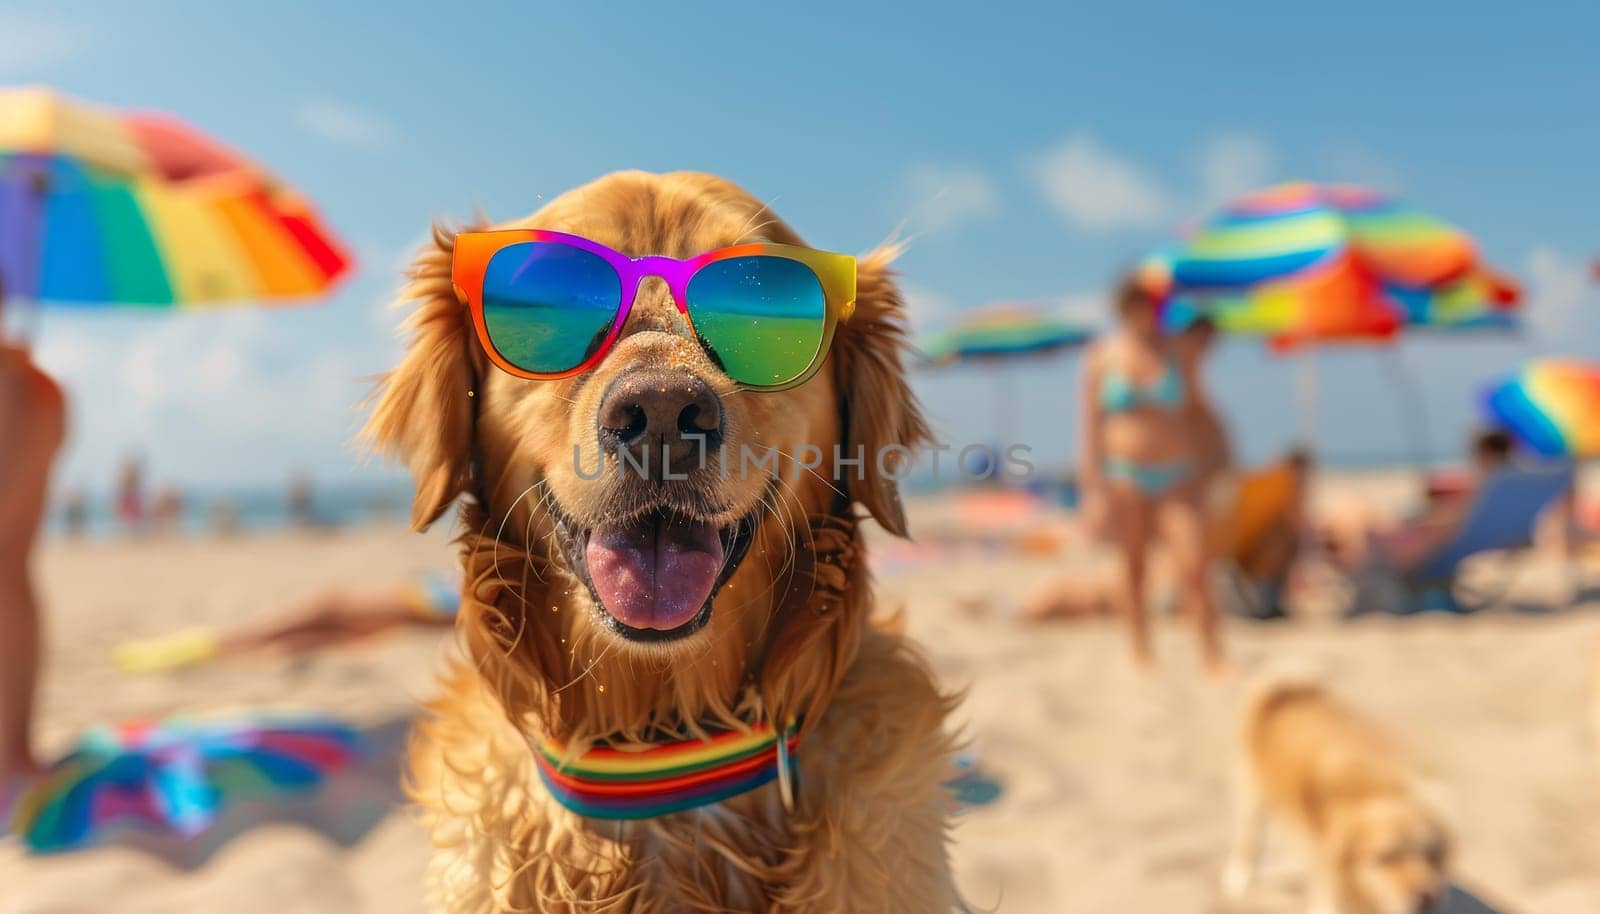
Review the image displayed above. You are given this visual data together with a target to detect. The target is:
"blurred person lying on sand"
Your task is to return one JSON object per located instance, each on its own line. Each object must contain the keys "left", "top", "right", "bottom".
{"left": 1070, "top": 276, "right": 1226, "bottom": 671}
{"left": 115, "top": 572, "right": 460, "bottom": 673}
{"left": 1327, "top": 428, "right": 1513, "bottom": 572}
{"left": 0, "top": 285, "right": 67, "bottom": 795}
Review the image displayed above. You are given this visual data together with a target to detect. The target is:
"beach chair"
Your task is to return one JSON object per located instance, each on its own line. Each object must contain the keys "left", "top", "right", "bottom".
{"left": 1214, "top": 462, "right": 1302, "bottom": 620}
{"left": 1355, "top": 464, "right": 1575, "bottom": 615}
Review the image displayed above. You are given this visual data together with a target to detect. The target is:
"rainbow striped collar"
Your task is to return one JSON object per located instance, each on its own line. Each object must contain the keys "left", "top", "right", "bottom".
{"left": 535, "top": 720, "right": 800, "bottom": 821}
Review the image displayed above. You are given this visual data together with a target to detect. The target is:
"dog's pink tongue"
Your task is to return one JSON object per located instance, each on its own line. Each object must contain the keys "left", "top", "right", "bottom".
{"left": 586, "top": 515, "right": 724, "bottom": 630}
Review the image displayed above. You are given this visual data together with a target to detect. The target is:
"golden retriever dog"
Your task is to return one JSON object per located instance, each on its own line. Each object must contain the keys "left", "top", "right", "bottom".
{"left": 1223, "top": 680, "right": 1451, "bottom": 914}
{"left": 366, "top": 171, "right": 962, "bottom": 912}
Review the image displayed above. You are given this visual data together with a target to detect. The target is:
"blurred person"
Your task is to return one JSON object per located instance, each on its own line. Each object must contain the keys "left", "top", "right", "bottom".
{"left": 208, "top": 496, "right": 242, "bottom": 536}
{"left": 1020, "top": 573, "right": 1116, "bottom": 622}
{"left": 1420, "top": 428, "right": 1515, "bottom": 512}
{"left": 1330, "top": 428, "right": 1514, "bottom": 571}
{"left": 59, "top": 487, "right": 89, "bottom": 538}
{"left": 150, "top": 485, "right": 185, "bottom": 535}
{"left": 113, "top": 454, "right": 147, "bottom": 532}
{"left": 287, "top": 471, "right": 315, "bottom": 527}
{"left": 0, "top": 283, "right": 67, "bottom": 794}
{"left": 116, "top": 573, "right": 460, "bottom": 673}
{"left": 1078, "top": 275, "right": 1225, "bottom": 672}
{"left": 1176, "top": 315, "right": 1233, "bottom": 488}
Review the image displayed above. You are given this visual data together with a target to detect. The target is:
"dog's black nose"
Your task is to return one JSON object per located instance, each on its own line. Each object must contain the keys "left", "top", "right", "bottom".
{"left": 597, "top": 369, "right": 724, "bottom": 470}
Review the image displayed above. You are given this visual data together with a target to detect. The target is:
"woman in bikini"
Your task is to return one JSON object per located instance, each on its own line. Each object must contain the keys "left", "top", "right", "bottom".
{"left": 1078, "top": 276, "right": 1224, "bottom": 671}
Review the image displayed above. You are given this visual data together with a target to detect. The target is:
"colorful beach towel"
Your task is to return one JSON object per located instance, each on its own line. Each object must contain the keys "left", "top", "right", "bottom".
{"left": 5, "top": 715, "right": 362, "bottom": 853}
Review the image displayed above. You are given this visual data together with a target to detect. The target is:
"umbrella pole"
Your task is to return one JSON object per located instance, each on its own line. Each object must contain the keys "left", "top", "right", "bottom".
{"left": 996, "top": 368, "right": 1017, "bottom": 450}
{"left": 1295, "top": 353, "right": 1319, "bottom": 450}
{"left": 1379, "top": 348, "right": 1433, "bottom": 479}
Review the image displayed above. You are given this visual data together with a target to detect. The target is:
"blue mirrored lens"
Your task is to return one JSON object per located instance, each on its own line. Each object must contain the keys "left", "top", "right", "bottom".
{"left": 482, "top": 242, "right": 622, "bottom": 374}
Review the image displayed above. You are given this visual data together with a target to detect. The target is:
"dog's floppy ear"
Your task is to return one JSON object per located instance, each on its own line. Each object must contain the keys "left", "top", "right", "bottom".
{"left": 363, "top": 226, "right": 477, "bottom": 530}
{"left": 832, "top": 245, "right": 930, "bottom": 537}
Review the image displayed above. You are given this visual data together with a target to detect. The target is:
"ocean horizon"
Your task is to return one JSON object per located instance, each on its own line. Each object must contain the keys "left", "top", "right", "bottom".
{"left": 43, "top": 448, "right": 1468, "bottom": 539}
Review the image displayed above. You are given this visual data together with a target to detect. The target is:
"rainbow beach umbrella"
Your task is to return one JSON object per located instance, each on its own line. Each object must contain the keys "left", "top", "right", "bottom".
{"left": 1143, "top": 183, "right": 1519, "bottom": 458}
{"left": 916, "top": 306, "right": 1094, "bottom": 366}
{"left": 6, "top": 715, "right": 362, "bottom": 853}
{"left": 1144, "top": 182, "right": 1520, "bottom": 345}
{"left": 1480, "top": 359, "right": 1600, "bottom": 459}
{"left": 0, "top": 87, "right": 351, "bottom": 309}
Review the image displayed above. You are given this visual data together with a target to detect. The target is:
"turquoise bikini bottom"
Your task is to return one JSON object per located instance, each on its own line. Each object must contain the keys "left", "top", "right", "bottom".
{"left": 1105, "top": 458, "right": 1193, "bottom": 496}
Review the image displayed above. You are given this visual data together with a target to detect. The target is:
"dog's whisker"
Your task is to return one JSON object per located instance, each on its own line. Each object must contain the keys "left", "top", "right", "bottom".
{"left": 550, "top": 630, "right": 623, "bottom": 697}
{"left": 490, "top": 480, "right": 548, "bottom": 662}
{"left": 766, "top": 446, "right": 848, "bottom": 504}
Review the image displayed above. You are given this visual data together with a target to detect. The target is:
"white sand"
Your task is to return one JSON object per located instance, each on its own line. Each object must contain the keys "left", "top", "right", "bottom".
{"left": 3, "top": 476, "right": 1598, "bottom": 913}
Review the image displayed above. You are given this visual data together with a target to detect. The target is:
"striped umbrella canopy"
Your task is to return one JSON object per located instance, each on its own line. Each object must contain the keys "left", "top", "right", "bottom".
{"left": 915, "top": 305, "right": 1096, "bottom": 447}
{"left": 1142, "top": 182, "right": 1520, "bottom": 347}
{"left": 7, "top": 715, "right": 362, "bottom": 853}
{"left": 1480, "top": 359, "right": 1600, "bottom": 459}
{"left": 916, "top": 305, "right": 1095, "bottom": 366}
{"left": 0, "top": 87, "right": 351, "bottom": 309}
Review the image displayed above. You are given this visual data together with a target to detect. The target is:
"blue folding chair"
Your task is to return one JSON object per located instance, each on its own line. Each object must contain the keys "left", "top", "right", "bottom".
{"left": 1358, "top": 465, "right": 1575, "bottom": 615}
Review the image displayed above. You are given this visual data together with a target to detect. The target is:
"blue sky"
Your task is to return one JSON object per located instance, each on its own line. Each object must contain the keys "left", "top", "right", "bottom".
{"left": 3, "top": 1, "right": 1597, "bottom": 494}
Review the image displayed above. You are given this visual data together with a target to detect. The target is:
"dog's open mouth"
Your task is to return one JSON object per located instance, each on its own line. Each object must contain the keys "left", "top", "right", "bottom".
{"left": 555, "top": 506, "right": 760, "bottom": 642}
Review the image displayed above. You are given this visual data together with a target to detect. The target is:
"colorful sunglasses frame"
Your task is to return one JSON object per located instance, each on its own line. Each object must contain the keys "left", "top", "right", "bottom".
{"left": 452, "top": 230, "right": 857, "bottom": 391}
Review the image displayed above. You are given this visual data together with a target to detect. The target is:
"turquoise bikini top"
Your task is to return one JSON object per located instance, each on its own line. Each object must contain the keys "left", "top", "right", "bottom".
{"left": 1100, "top": 356, "right": 1185, "bottom": 414}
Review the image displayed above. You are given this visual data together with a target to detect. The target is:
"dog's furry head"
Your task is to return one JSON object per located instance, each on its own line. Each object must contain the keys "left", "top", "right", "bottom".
{"left": 1328, "top": 794, "right": 1452, "bottom": 914}
{"left": 366, "top": 171, "right": 928, "bottom": 745}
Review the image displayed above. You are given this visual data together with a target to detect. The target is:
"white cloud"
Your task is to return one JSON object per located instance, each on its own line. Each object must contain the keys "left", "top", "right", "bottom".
{"left": 1196, "top": 132, "right": 1276, "bottom": 211}
{"left": 898, "top": 164, "right": 999, "bottom": 233}
{"left": 293, "top": 98, "right": 397, "bottom": 147}
{"left": 1029, "top": 134, "right": 1173, "bottom": 233}
{"left": 0, "top": 11, "right": 96, "bottom": 73}
{"left": 1523, "top": 246, "right": 1594, "bottom": 345}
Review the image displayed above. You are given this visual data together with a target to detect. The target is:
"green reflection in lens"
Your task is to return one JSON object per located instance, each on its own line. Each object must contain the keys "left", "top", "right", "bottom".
{"left": 686, "top": 256, "right": 825, "bottom": 386}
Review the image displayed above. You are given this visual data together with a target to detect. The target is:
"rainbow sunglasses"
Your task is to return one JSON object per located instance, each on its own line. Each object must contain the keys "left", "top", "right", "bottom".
{"left": 452, "top": 230, "right": 857, "bottom": 391}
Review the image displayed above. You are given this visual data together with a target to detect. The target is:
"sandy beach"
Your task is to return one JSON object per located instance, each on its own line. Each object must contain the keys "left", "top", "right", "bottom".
{"left": 3, "top": 475, "right": 1598, "bottom": 914}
